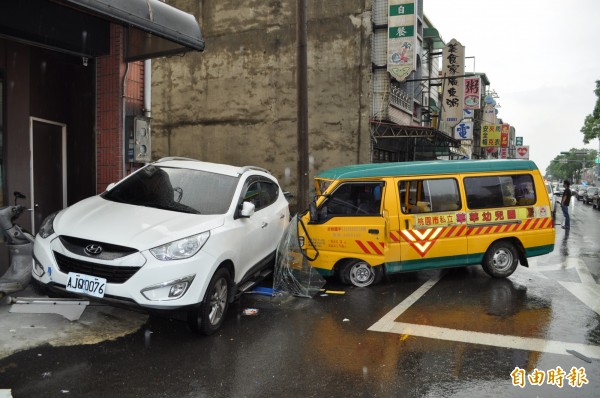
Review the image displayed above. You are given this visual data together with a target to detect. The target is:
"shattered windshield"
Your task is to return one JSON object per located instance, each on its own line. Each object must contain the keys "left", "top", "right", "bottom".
{"left": 102, "top": 165, "right": 239, "bottom": 215}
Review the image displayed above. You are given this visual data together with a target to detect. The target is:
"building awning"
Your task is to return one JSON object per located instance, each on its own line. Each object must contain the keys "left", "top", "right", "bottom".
{"left": 63, "top": 0, "right": 204, "bottom": 60}
{"left": 423, "top": 27, "right": 445, "bottom": 50}
{"left": 0, "top": 0, "right": 204, "bottom": 60}
{"left": 370, "top": 121, "right": 460, "bottom": 147}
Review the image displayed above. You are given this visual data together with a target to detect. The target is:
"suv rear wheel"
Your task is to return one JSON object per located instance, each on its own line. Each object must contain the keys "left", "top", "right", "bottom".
{"left": 188, "top": 268, "right": 231, "bottom": 335}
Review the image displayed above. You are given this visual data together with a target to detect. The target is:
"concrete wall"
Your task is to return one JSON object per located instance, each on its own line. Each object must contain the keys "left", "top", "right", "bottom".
{"left": 152, "top": 0, "right": 372, "bottom": 200}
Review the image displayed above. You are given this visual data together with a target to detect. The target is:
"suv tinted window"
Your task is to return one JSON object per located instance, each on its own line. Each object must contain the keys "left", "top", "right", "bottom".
{"left": 399, "top": 178, "right": 461, "bottom": 214}
{"left": 464, "top": 174, "right": 536, "bottom": 209}
{"left": 102, "top": 165, "right": 239, "bottom": 214}
{"left": 243, "top": 179, "right": 280, "bottom": 211}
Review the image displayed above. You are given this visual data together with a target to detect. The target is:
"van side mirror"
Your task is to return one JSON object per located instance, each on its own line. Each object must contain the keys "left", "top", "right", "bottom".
{"left": 240, "top": 201, "right": 255, "bottom": 217}
{"left": 309, "top": 202, "right": 318, "bottom": 222}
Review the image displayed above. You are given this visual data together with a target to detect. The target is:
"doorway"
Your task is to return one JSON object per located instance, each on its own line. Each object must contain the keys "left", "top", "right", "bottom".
{"left": 30, "top": 117, "right": 67, "bottom": 232}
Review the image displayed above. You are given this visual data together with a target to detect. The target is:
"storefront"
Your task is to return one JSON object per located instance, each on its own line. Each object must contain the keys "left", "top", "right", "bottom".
{"left": 0, "top": 0, "right": 203, "bottom": 269}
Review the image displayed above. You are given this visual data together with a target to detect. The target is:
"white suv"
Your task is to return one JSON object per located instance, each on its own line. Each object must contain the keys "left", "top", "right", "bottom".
{"left": 32, "top": 158, "right": 290, "bottom": 334}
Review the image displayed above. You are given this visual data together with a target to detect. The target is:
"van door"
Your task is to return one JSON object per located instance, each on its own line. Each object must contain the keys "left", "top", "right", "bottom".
{"left": 388, "top": 177, "right": 468, "bottom": 274}
{"left": 308, "top": 181, "right": 386, "bottom": 273}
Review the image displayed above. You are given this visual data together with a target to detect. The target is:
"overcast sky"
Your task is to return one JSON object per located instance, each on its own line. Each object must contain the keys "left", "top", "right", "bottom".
{"left": 424, "top": 0, "right": 600, "bottom": 175}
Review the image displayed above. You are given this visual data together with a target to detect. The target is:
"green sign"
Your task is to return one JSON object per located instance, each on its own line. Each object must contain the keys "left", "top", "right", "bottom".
{"left": 389, "top": 25, "right": 415, "bottom": 38}
{"left": 515, "top": 137, "right": 523, "bottom": 146}
{"left": 390, "top": 3, "right": 415, "bottom": 16}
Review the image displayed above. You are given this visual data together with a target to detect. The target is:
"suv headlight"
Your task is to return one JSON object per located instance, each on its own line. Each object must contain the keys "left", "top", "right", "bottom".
{"left": 149, "top": 232, "right": 210, "bottom": 261}
{"left": 38, "top": 211, "right": 60, "bottom": 239}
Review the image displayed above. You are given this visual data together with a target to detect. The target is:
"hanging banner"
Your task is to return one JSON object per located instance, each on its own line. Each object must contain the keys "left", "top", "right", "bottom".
{"left": 464, "top": 77, "right": 481, "bottom": 110}
{"left": 442, "top": 39, "right": 465, "bottom": 128}
{"left": 454, "top": 121, "right": 473, "bottom": 140}
{"left": 387, "top": 1, "right": 417, "bottom": 82}
{"left": 515, "top": 146, "right": 530, "bottom": 159}
{"left": 500, "top": 147, "right": 508, "bottom": 159}
{"left": 480, "top": 124, "right": 502, "bottom": 147}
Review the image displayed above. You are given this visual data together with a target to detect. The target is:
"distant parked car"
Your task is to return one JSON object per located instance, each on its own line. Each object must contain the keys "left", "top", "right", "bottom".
{"left": 545, "top": 182, "right": 555, "bottom": 213}
{"left": 584, "top": 186, "right": 599, "bottom": 206}
{"left": 576, "top": 186, "right": 588, "bottom": 201}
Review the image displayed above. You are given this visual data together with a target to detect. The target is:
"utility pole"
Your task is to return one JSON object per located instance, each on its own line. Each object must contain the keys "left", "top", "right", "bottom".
{"left": 296, "top": 0, "right": 309, "bottom": 212}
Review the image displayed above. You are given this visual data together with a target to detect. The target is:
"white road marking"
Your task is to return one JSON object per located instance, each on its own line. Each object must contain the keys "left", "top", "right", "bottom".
{"left": 369, "top": 273, "right": 600, "bottom": 359}
{"left": 572, "top": 257, "right": 597, "bottom": 285}
{"left": 559, "top": 281, "right": 600, "bottom": 315}
{"left": 368, "top": 275, "right": 441, "bottom": 332}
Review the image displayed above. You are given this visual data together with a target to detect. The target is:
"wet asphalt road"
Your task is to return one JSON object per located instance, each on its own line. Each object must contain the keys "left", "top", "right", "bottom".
{"left": 1, "top": 197, "right": 599, "bottom": 398}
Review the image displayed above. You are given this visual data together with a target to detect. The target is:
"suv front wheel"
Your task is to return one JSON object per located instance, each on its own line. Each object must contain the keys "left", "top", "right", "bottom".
{"left": 188, "top": 268, "right": 231, "bottom": 335}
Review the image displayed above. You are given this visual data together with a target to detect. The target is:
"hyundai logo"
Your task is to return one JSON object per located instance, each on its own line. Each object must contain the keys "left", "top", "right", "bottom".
{"left": 85, "top": 244, "right": 103, "bottom": 255}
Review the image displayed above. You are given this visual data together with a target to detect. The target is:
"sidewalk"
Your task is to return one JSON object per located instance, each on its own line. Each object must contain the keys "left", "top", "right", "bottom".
{"left": 0, "top": 285, "right": 148, "bottom": 360}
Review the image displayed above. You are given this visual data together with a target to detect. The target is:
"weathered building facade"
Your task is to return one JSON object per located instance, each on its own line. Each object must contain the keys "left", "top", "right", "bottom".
{"left": 151, "top": 0, "right": 374, "bottom": 196}
{"left": 152, "top": 0, "right": 460, "bottom": 203}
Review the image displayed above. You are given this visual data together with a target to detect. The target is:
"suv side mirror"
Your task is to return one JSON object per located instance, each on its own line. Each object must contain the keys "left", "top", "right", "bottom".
{"left": 240, "top": 201, "right": 255, "bottom": 217}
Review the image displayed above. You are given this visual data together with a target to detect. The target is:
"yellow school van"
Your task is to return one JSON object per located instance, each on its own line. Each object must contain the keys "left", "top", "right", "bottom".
{"left": 299, "top": 159, "right": 555, "bottom": 287}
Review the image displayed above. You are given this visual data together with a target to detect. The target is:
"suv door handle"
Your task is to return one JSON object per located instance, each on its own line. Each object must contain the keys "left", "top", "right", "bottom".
{"left": 261, "top": 222, "right": 268, "bottom": 228}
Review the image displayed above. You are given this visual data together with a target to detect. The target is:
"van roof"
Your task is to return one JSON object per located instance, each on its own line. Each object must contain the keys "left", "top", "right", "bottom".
{"left": 316, "top": 159, "right": 539, "bottom": 180}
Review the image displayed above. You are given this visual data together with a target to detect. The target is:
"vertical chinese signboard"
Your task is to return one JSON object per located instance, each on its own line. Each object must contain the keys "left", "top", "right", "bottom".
{"left": 501, "top": 124, "right": 510, "bottom": 147}
{"left": 387, "top": 1, "right": 417, "bottom": 82}
{"left": 464, "top": 77, "right": 481, "bottom": 110}
{"left": 442, "top": 39, "right": 465, "bottom": 127}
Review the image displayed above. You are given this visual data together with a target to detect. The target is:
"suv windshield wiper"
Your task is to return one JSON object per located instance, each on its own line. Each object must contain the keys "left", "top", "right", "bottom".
{"left": 139, "top": 202, "right": 200, "bottom": 215}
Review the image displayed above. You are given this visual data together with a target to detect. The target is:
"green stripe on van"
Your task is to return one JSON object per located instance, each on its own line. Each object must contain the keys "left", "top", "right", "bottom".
{"left": 384, "top": 254, "right": 480, "bottom": 274}
{"left": 316, "top": 159, "right": 539, "bottom": 180}
{"left": 525, "top": 244, "right": 554, "bottom": 257}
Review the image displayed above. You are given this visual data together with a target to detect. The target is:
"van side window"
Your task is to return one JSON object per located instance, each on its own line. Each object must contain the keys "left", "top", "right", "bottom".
{"left": 464, "top": 174, "right": 536, "bottom": 209}
{"left": 321, "top": 182, "right": 383, "bottom": 217}
{"left": 399, "top": 178, "right": 461, "bottom": 214}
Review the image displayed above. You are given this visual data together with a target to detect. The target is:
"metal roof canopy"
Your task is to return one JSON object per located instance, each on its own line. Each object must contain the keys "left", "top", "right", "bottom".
{"left": 63, "top": 0, "right": 204, "bottom": 61}
{"left": 370, "top": 121, "right": 460, "bottom": 148}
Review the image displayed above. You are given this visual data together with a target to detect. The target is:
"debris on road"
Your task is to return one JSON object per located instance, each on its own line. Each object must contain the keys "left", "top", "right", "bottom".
{"left": 8, "top": 297, "right": 89, "bottom": 321}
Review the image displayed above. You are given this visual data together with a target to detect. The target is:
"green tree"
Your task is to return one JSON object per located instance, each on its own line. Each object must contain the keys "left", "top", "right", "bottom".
{"left": 581, "top": 80, "right": 600, "bottom": 144}
{"left": 545, "top": 148, "right": 598, "bottom": 183}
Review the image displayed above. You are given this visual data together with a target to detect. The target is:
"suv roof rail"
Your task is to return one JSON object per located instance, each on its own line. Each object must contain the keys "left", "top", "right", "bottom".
{"left": 155, "top": 157, "right": 200, "bottom": 163}
{"left": 239, "top": 166, "right": 271, "bottom": 175}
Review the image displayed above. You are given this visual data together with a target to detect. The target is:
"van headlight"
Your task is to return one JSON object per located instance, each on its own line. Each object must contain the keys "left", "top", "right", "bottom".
{"left": 38, "top": 211, "right": 60, "bottom": 239}
{"left": 149, "top": 232, "right": 210, "bottom": 261}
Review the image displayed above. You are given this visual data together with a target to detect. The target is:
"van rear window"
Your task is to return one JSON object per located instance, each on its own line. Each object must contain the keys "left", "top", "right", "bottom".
{"left": 464, "top": 174, "right": 536, "bottom": 209}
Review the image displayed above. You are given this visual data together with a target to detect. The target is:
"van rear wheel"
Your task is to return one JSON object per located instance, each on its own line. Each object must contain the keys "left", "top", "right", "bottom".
{"left": 482, "top": 241, "right": 518, "bottom": 278}
{"left": 340, "top": 260, "right": 381, "bottom": 287}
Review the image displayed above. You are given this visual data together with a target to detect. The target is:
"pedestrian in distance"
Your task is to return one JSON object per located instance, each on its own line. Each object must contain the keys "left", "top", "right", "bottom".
{"left": 560, "top": 180, "right": 572, "bottom": 229}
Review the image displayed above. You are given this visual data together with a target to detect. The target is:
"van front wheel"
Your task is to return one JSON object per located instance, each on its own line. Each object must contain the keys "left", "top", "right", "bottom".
{"left": 482, "top": 241, "right": 518, "bottom": 278}
{"left": 340, "top": 260, "right": 381, "bottom": 287}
